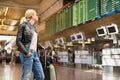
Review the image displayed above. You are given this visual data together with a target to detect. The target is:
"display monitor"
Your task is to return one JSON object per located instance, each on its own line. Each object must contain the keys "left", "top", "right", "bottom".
{"left": 55, "top": 38, "right": 60, "bottom": 44}
{"left": 70, "top": 34, "right": 77, "bottom": 41}
{"left": 106, "top": 24, "right": 119, "bottom": 34}
{"left": 96, "top": 27, "right": 107, "bottom": 36}
{"left": 76, "top": 32, "right": 85, "bottom": 40}
{"left": 59, "top": 37, "right": 66, "bottom": 44}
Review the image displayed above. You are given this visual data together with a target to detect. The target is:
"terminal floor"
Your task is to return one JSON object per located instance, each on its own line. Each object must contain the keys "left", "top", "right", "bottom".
{"left": 0, "top": 64, "right": 120, "bottom": 80}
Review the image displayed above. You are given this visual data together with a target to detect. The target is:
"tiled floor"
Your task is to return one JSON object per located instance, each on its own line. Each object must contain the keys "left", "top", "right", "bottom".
{"left": 0, "top": 64, "right": 120, "bottom": 80}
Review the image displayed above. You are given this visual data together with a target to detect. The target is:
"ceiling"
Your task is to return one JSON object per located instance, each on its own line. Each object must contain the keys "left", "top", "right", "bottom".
{"left": 0, "top": 0, "right": 44, "bottom": 47}
{"left": 0, "top": 0, "right": 42, "bottom": 34}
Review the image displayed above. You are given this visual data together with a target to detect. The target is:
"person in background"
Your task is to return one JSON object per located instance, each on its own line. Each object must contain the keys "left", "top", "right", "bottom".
{"left": 10, "top": 48, "right": 15, "bottom": 66}
{"left": 0, "top": 49, "right": 7, "bottom": 66}
{"left": 16, "top": 9, "right": 44, "bottom": 80}
{"left": 51, "top": 48, "right": 58, "bottom": 65}
{"left": 68, "top": 48, "right": 73, "bottom": 63}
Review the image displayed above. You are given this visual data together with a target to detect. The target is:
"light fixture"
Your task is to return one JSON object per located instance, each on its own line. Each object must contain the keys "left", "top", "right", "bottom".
{"left": 66, "top": 42, "right": 73, "bottom": 46}
{"left": 91, "top": 37, "right": 95, "bottom": 42}
{"left": 54, "top": 45, "right": 60, "bottom": 48}
{"left": 10, "top": 20, "right": 17, "bottom": 26}
{"left": 8, "top": 26, "right": 14, "bottom": 31}
{"left": 4, "top": 7, "right": 9, "bottom": 16}
{"left": 87, "top": 38, "right": 91, "bottom": 42}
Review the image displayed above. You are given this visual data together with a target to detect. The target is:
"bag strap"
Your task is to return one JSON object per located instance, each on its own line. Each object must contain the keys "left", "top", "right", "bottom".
{"left": 44, "top": 50, "right": 47, "bottom": 68}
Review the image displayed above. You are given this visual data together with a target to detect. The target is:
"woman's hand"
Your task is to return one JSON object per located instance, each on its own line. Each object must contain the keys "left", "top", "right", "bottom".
{"left": 25, "top": 53, "right": 32, "bottom": 58}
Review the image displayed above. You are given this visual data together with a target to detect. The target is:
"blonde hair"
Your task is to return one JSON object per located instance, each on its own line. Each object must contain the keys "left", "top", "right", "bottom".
{"left": 20, "top": 17, "right": 27, "bottom": 24}
{"left": 25, "top": 9, "right": 36, "bottom": 21}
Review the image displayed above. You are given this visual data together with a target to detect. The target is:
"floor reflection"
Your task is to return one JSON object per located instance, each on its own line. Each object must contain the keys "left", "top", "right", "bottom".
{"left": 0, "top": 64, "right": 120, "bottom": 80}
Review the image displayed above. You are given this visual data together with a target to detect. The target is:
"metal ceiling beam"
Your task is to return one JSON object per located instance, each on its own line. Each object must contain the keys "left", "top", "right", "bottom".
{"left": 0, "top": 1, "right": 39, "bottom": 9}
{"left": 0, "top": 30, "right": 17, "bottom": 36}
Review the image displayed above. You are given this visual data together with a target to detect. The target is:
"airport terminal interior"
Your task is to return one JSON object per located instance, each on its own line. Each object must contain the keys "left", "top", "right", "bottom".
{"left": 1, "top": 0, "right": 120, "bottom": 80}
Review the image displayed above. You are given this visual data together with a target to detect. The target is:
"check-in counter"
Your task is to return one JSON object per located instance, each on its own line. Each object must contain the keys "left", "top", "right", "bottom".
{"left": 102, "top": 48, "right": 120, "bottom": 73}
{"left": 58, "top": 51, "right": 68, "bottom": 63}
{"left": 75, "top": 50, "right": 93, "bottom": 64}
{"left": 102, "top": 48, "right": 120, "bottom": 66}
{"left": 57, "top": 51, "right": 68, "bottom": 66}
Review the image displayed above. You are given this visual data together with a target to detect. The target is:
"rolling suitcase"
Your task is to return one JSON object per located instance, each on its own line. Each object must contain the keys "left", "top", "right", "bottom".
{"left": 40, "top": 50, "right": 57, "bottom": 80}
{"left": 50, "top": 64, "right": 57, "bottom": 80}
{"left": 40, "top": 50, "right": 51, "bottom": 80}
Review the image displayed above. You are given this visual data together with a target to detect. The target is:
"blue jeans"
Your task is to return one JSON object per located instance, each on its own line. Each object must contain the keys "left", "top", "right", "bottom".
{"left": 20, "top": 49, "right": 45, "bottom": 80}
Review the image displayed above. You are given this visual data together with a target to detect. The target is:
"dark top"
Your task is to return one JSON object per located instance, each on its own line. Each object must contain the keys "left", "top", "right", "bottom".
{"left": 16, "top": 22, "right": 43, "bottom": 55}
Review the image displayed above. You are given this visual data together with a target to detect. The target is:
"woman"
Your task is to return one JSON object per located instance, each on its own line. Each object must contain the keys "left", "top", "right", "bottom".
{"left": 16, "top": 9, "right": 44, "bottom": 80}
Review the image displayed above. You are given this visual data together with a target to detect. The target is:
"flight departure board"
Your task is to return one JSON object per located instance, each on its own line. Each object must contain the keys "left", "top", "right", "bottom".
{"left": 100, "top": 0, "right": 116, "bottom": 15}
